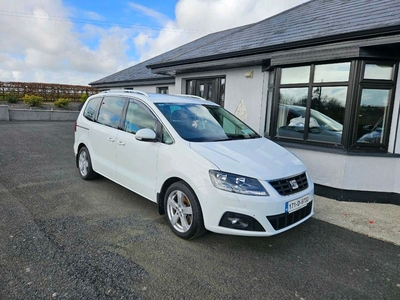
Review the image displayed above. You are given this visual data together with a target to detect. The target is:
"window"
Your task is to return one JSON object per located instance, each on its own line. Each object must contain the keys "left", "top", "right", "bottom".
{"left": 354, "top": 62, "right": 397, "bottom": 148}
{"left": 268, "top": 61, "right": 397, "bottom": 152}
{"left": 155, "top": 103, "right": 259, "bottom": 142}
{"left": 124, "top": 99, "right": 157, "bottom": 134}
{"left": 97, "top": 96, "right": 126, "bottom": 129}
{"left": 157, "top": 87, "right": 169, "bottom": 94}
{"left": 83, "top": 97, "right": 101, "bottom": 121}
{"left": 185, "top": 77, "right": 226, "bottom": 106}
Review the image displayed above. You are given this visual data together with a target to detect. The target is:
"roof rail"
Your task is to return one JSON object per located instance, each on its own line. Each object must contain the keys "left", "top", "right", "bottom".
{"left": 173, "top": 94, "right": 205, "bottom": 100}
{"left": 100, "top": 89, "right": 149, "bottom": 97}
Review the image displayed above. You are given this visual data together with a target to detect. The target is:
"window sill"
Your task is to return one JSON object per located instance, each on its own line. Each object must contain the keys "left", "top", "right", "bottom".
{"left": 268, "top": 137, "right": 400, "bottom": 158}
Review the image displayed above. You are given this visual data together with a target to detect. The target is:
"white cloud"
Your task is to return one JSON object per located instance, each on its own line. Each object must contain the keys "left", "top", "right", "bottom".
{"left": 128, "top": 2, "right": 171, "bottom": 26}
{"left": 134, "top": 0, "right": 309, "bottom": 61}
{"left": 0, "top": 0, "right": 309, "bottom": 85}
{"left": 0, "top": 0, "right": 133, "bottom": 84}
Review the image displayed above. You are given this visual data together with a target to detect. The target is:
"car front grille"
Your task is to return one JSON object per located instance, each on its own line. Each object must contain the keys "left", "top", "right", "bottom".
{"left": 268, "top": 172, "right": 308, "bottom": 196}
{"left": 267, "top": 201, "right": 312, "bottom": 231}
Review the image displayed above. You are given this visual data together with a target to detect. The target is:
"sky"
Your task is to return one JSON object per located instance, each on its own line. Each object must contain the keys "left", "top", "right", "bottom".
{"left": 0, "top": 0, "right": 309, "bottom": 86}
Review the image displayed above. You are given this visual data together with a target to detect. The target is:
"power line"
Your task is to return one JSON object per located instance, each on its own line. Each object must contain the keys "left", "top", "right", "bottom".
{"left": 0, "top": 10, "right": 210, "bottom": 33}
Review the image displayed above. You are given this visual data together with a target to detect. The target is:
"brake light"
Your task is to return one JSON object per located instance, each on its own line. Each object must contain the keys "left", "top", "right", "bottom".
{"left": 74, "top": 121, "right": 77, "bottom": 132}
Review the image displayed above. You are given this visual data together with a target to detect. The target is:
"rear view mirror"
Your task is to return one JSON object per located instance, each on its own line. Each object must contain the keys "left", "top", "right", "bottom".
{"left": 135, "top": 128, "right": 157, "bottom": 142}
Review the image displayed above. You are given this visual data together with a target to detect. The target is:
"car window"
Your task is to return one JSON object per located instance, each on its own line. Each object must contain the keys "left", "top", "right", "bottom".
{"left": 162, "top": 127, "right": 173, "bottom": 144}
{"left": 124, "top": 99, "right": 157, "bottom": 134}
{"left": 83, "top": 97, "right": 101, "bottom": 121}
{"left": 155, "top": 103, "right": 259, "bottom": 142}
{"left": 97, "top": 96, "right": 126, "bottom": 129}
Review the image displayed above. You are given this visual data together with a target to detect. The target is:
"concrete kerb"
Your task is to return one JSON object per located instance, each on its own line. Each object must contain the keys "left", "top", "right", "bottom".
{"left": 0, "top": 105, "right": 9, "bottom": 121}
{"left": 0, "top": 106, "right": 79, "bottom": 121}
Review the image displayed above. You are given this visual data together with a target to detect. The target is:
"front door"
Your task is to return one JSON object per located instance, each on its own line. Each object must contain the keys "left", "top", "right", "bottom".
{"left": 116, "top": 99, "right": 160, "bottom": 201}
{"left": 197, "top": 79, "right": 214, "bottom": 101}
{"left": 186, "top": 77, "right": 226, "bottom": 106}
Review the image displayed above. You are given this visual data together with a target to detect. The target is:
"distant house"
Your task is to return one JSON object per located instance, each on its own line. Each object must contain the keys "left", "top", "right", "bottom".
{"left": 90, "top": 0, "right": 400, "bottom": 204}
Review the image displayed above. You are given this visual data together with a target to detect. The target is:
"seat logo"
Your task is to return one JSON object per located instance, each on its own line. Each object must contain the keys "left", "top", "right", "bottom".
{"left": 289, "top": 179, "right": 299, "bottom": 189}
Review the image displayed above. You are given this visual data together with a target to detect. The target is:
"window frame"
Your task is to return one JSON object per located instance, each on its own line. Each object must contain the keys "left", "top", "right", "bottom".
{"left": 184, "top": 76, "right": 226, "bottom": 107}
{"left": 157, "top": 86, "right": 169, "bottom": 94}
{"left": 267, "top": 59, "right": 398, "bottom": 152}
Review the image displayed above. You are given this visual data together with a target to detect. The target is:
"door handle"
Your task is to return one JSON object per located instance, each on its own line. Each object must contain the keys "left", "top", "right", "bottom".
{"left": 118, "top": 141, "right": 125, "bottom": 146}
{"left": 108, "top": 137, "right": 115, "bottom": 142}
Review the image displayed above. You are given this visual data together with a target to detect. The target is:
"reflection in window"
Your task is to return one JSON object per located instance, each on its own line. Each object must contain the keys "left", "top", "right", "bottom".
{"left": 364, "top": 64, "right": 393, "bottom": 80}
{"left": 356, "top": 89, "right": 390, "bottom": 144}
{"left": 314, "top": 62, "right": 350, "bottom": 83}
{"left": 281, "top": 66, "right": 310, "bottom": 84}
{"left": 124, "top": 100, "right": 156, "bottom": 134}
{"left": 83, "top": 97, "right": 101, "bottom": 121}
{"left": 276, "top": 88, "right": 308, "bottom": 139}
{"left": 307, "top": 87, "right": 346, "bottom": 143}
{"left": 270, "top": 60, "right": 397, "bottom": 151}
{"left": 97, "top": 97, "right": 125, "bottom": 128}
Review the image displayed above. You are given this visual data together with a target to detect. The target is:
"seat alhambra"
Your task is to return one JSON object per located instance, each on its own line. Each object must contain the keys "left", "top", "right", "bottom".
{"left": 74, "top": 90, "right": 314, "bottom": 239}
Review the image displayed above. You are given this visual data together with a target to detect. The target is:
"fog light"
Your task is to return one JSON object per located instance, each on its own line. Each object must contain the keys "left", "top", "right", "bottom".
{"left": 219, "top": 212, "right": 265, "bottom": 232}
{"left": 227, "top": 217, "right": 249, "bottom": 228}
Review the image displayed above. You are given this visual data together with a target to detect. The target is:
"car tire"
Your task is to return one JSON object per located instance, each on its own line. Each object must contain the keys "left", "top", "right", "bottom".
{"left": 164, "top": 181, "right": 206, "bottom": 239}
{"left": 78, "top": 146, "right": 98, "bottom": 180}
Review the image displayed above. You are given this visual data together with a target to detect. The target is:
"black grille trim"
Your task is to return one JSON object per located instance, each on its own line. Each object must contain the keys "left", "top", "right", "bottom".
{"left": 268, "top": 173, "right": 308, "bottom": 196}
{"left": 267, "top": 201, "right": 312, "bottom": 231}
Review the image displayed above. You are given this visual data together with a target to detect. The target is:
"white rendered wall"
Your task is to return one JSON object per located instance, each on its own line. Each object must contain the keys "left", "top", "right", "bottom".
{"left": 286, "top": 147, "right": 400, "bottom": 194}
{"left": 176, "top": 66, "right": 266, "bottom": 133}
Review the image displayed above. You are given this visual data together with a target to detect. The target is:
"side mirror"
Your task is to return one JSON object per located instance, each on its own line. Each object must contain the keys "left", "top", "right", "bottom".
{"left": 135, "top": 128, "right": 157, "bottom": 142}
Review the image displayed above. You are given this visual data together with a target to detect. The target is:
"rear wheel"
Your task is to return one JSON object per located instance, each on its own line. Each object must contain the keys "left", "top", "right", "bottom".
{"left": 164, "top": 181, "right": 206, "bottom": 239}
{"left": 78, "top": 146, "right": 97, "bottom": 180}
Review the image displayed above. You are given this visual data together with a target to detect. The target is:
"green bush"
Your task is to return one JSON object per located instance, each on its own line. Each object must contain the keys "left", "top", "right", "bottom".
{"left": 22, "top": 94, "right": 43, "bottom": 107}
{"left": 80, "top": 93, "right": 88, "bottom": 103}
{"left": 5, "top": 90, "right": 19, "bottom": 103}
{"left": 54, "top": 98, "right": 70, "bottom": 108}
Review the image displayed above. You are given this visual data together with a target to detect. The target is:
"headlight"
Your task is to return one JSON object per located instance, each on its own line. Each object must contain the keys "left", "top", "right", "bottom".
{"left": 209, "top": 170, "right": 269, "bottom": 196}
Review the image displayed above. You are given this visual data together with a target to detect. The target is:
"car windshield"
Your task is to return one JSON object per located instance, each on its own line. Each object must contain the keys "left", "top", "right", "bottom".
{"left": 155, "top": 103, "right": 260, "bottom": 142}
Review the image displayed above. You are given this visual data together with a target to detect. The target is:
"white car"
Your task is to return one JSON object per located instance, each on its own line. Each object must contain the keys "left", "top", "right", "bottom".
{"left": 74, "top": 90, "right": 314, "bottom": 239}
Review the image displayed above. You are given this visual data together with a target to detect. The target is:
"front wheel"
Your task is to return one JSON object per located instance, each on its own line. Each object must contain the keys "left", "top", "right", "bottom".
{"left": 164, "top": 181, "right": 206, "bottom": 239}
{"left": 77, "top": 146, "right": 98, "bottom": 180}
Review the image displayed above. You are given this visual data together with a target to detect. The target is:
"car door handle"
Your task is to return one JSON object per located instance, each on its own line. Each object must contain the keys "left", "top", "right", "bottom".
{"left": 108, "top": 137, "right": 115, "bottom": 142}
{"left": 117, "top": 141, "right": 125, "bottom": 146}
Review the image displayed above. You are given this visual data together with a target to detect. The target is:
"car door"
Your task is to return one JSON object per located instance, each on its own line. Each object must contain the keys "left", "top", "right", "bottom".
{"left": 89, "top": 96, "right": 126, "bottom": 179}
{"left": 116, "top": 99, "right": 160, "bottom": 201}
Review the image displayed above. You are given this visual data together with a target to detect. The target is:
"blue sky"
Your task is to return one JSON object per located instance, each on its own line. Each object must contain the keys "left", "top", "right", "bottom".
{"left": 0, "top": 0, "right": 308, "bottom": 85}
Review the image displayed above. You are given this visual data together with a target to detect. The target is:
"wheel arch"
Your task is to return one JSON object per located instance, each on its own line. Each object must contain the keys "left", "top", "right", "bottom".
{"left": 157, "top": 177, "right": 193, "bottom": 215}
{"left": 76, "top": 143, "right": 87, "bottom": 168}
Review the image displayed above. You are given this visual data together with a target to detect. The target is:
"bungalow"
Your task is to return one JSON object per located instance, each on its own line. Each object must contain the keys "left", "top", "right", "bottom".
{"left": 90, "top": 0, "right": 400, "bottom": 204}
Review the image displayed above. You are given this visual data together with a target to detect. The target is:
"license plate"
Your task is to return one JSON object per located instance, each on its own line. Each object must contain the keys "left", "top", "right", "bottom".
{"left": 285, "top": 195, "right": 311, "bottom": 213}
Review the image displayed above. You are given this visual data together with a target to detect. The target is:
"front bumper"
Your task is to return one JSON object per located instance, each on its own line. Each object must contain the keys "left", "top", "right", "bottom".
{"left": 195, "top": 181, "right": 314, "bottom": 237}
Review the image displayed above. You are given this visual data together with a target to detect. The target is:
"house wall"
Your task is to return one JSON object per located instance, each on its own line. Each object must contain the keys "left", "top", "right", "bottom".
{"left": 123, "top": 84, "right": 176, "bottom": 94}
{"left": 176, "top": 66, "right": 267, "bottom": 132}
{"left": 286, "top": 147, "right": 400, "bottom": 195}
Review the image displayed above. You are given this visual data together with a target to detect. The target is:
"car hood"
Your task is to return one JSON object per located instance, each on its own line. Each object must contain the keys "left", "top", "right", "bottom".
{"left": 189, "top": 138, "right": 306, "bottom": 180}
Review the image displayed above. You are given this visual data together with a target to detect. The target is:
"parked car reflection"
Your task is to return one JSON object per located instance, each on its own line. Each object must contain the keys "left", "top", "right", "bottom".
{"left": 357, "top": 117, "right": 383, "bottom": 143}
{"left": 277, "top": 105, "right": 343, "bottom": 144}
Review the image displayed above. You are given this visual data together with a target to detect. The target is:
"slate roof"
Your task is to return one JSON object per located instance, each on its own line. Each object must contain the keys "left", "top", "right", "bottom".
{"left": 91, "top": 0, "right": 400, "bottom": 86}
{"left": 90, "top": 25, "right": 251, "bottom": 85}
